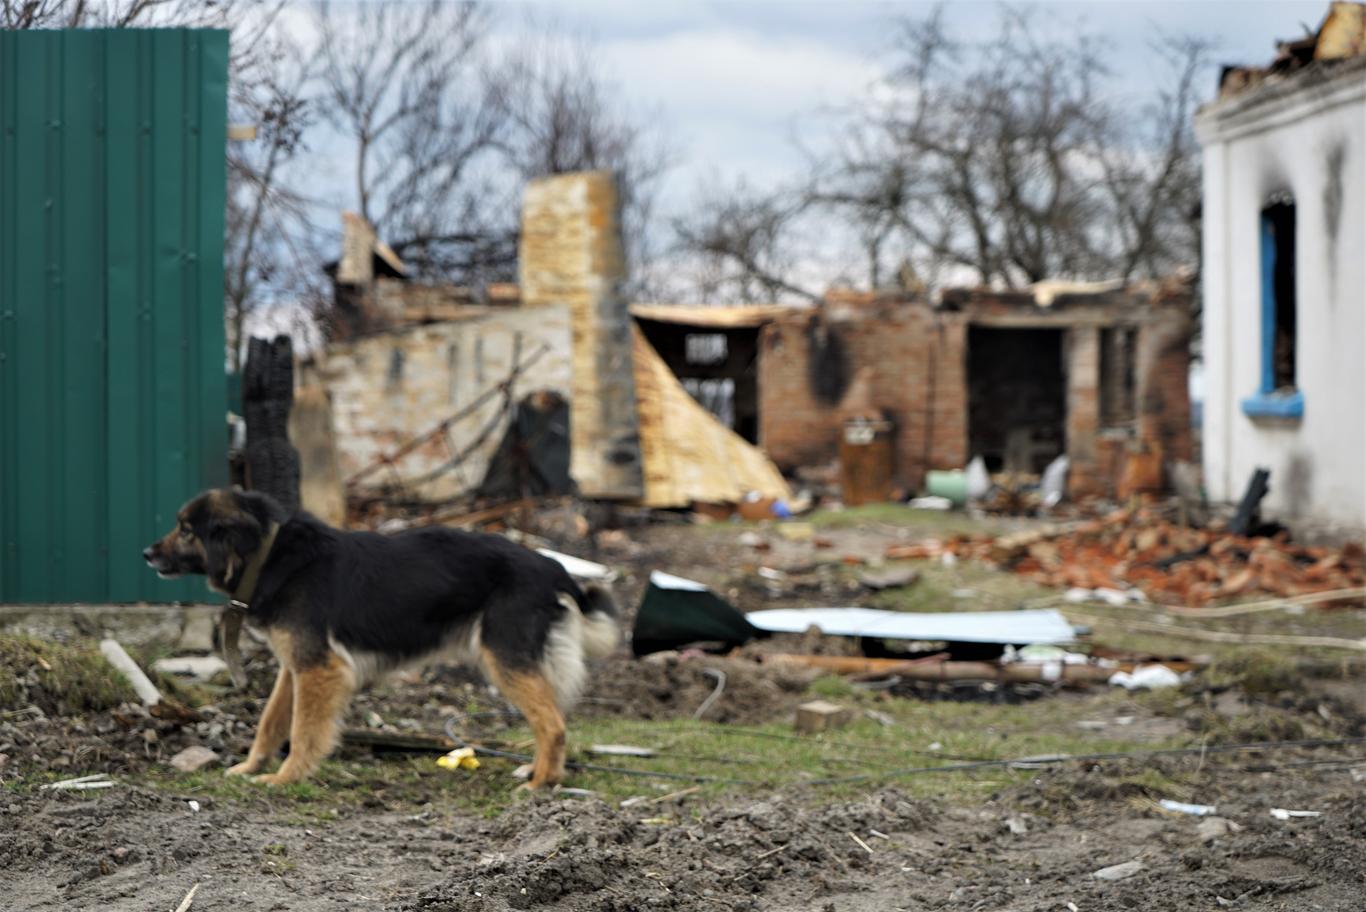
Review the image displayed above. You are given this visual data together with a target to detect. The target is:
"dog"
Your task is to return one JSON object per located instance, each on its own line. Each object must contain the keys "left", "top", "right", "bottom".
{"left": 143, "top": 487, "right": 618, "bottom": 789}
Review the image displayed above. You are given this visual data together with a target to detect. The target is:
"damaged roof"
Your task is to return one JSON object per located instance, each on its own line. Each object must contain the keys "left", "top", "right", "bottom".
{"left": 628, "top": 303, "right": 800, "bottom": 329}
{"left": 1215, "top": 1, "right": 1366, "bottom": 100}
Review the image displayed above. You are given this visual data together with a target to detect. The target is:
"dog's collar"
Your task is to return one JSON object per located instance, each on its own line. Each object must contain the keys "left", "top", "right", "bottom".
{"left": 229, "top": 522, "right": 279, "bottom": 610}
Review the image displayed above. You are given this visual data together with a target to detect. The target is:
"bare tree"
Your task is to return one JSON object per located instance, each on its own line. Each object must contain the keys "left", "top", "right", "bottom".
{"left": 491, "top": 26, "right": 672, "bottom": 290}
{"left": 1, "top": 0, "right": 239, "bottom": 28}
{"left": 313, "top": 0, "right": 512, "bottom": 283}
{"left": 816, "top": 6, "right": 1211, "bottom": 289}
{"left": 672, "top": 178, "right": 820, "bottom": 304}
{"left": 224, "top": 31, "right": 317, "bottom": 371}
{"left": 1096, "top": 32, "right": 1212, "bottom": 283}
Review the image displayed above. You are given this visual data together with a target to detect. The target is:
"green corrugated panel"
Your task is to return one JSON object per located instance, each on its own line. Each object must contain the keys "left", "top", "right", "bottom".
{"left": 0, "top": 30, "right": 229, "bottom": 604}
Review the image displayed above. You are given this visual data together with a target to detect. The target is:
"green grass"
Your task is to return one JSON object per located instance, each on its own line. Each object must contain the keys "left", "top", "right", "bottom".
{"left": 0, "top": 633, "right": 135, "bottom": 714}
{"left": 106, "top": 687, "right": 1195, "bottom": 818}
{"left": 866, "top": 558, "right": 1055, "bottom": 614}
{"left": 805, "top": 504, "right": 1001, "bottom": 535}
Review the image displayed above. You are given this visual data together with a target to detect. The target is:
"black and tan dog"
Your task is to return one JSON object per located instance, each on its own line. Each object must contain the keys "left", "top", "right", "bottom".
{"left": 143, "top": 488, "right": 618, "bottom": 789}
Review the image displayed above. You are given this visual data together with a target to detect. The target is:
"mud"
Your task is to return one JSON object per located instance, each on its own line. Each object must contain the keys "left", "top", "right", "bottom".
{"left": 7, "top": 519, "right": 1366, "bottom": 910}
{"left": 6, "top": 752, "right": 1366, "bottom": 911}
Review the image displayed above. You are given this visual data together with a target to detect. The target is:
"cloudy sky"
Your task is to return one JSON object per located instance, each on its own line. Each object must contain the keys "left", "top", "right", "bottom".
{"left": 508, "top": 0, "right": 1330, "bottom": 213}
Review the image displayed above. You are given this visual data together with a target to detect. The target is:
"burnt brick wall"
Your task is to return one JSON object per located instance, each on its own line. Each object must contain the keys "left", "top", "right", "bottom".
{"left": 758, "top": 302, "right": 968, "bottom": 490}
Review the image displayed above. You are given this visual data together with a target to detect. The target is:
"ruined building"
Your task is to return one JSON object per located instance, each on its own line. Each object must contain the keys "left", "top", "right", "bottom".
{"left": 1198, "top": 1, "right": 1366, "bottom": 530}
{"left": 308, "top": 172, "right": 1194, "bottom": 512}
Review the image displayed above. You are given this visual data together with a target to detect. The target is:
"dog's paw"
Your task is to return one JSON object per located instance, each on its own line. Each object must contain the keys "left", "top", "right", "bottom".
{"left": 252, "top": 772, "right": 289, "bottom": 786}
{"left": 225, "top": 760, "right": 259, "bottom": 778}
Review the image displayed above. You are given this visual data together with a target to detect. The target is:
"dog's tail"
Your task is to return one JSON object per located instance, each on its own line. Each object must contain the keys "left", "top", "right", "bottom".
{"left": 572, "top": 583, "right": 620, "bottom": 660}
{"left": 545, "top": 583, "right": 620, "bottom": 711}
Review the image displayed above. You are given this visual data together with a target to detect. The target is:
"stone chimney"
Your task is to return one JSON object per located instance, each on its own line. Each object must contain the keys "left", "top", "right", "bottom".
{"left": 519, "top": 172, "right": 644, "bottom": 500}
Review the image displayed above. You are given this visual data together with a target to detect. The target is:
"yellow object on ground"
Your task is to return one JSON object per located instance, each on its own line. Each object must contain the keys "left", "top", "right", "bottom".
{"left": 437, "top": 747, "right": 480, "bottom": 771}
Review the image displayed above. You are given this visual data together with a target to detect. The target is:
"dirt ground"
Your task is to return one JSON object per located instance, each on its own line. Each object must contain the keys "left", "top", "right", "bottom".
{"left": 4, "top": 510, "right": 1366, "bottom": 911}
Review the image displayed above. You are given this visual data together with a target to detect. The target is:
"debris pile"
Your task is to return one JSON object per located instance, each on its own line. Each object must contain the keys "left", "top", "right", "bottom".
{"left": 887, "top": 508, "right": 1366, "bottom": 606}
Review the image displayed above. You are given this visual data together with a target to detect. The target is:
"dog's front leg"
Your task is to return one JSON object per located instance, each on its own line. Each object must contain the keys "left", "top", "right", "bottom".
{"left": 226, "top": 667, "right": 294, "bottom": 777}
{"left": 255, "top": 653, "right": 354, "bottom": 786}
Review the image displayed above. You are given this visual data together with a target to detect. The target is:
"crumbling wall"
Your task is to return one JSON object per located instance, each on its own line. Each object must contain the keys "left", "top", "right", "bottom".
{"left": 313, "top": 306, "right": 572, "bottom": 502}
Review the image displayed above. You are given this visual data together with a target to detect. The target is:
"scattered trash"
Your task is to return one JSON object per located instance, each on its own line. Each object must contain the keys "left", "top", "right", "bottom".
{"left": 907, "top": 496, "right": 953, "bottom": 511}
{"left": 99, "top": 638, "right": 162, "bottom": 706}
{"left": 1196, "top": 817, "right": 1241, "bottom": 842}
{"left": 1004, "top": 815, "right": 1029, "bottom": 835}
{"left": 1158, "top": 799, "right": 1216, "bottom": 816}
{"left": 437, "top": 747, "right": 480, "bottom": 771}
{"left": 1092, "top": 860, "right": 1145, "bottom": 881}
{"left": 847, "top": 831, "right": 875, "bottom": 855}
{"left": 746, "top": 607, "right": 1078, "bottom": 645}
{"left": 169, "top": 746, "right": 220, "bottom": 773}
{"left": 173, "top": 882, "right": 201, "bottom": 912}
{"left": 964, "top": 457, "right": 991, "bottom": 502}
{"left": 864, "top": 709, "right": 896, "bottom": 727}
{"left": 187, "top": 799, "right": 201, "bottom": 813}
{"left": 925, "top": 470, "right": 968, "bottom": 507}
{"left": 151, "top": 656, "right": 229, "bottom": 681}
{"left": 631, "top": 571, "right": 764, "bottom": 656}
{"left": 1270, "top": 808, "right": 1322, "bottom": 820}
{"left": 1040, "top": 455, "right": 1069, "bottom": 508}
{"left": 589, "top": 744, "right": 656, "bottom": 758}
{"left": 42, "top": 773, "right": 116, "bottom": 791}
{"left": 555, "top": 787, "right": 595, "bottom": 798}
{"left": 537, "top": 549, "right": 617, "bottom": 582}
{"left": 777, "top": 523, "right": 815, "bottom": 542}
{"left": 1108, "top": 664, "right": 1183, "bottom": 690}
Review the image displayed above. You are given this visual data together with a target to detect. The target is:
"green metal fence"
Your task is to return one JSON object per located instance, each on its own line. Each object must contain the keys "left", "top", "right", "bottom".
{"left": 0, "top": 29, "right": 230, "bottom": 603}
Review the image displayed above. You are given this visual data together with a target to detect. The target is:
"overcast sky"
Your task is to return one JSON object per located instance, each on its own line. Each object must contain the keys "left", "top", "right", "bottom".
{"left": 500, "top": 0, "right": 1329, "bottom": 213}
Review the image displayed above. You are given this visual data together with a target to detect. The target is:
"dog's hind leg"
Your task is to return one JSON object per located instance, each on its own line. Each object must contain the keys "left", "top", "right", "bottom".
{"left": 482, "top": 648, "right": 566, "bottom": 790}
{"left": 256, "top": 651, "right": 355, "bottom": 786}
{"left": 226, "top": 667, "right": 294, "bottom": 777}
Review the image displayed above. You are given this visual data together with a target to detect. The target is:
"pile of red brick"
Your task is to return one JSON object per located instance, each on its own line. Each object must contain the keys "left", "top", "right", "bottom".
{"left": 887, "top": 509, "right": 1366, "bottom": 606}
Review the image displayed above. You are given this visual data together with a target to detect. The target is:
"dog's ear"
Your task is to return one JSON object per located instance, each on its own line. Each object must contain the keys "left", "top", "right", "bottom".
{"left": 205, "top": 506, "right": 264, "bottom": 592}
{"left": 231, "top": 488, "right": 289, "bottom": 526}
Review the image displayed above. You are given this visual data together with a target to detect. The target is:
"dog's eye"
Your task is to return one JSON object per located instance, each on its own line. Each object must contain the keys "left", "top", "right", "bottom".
{"left": 179, "top": 525, "right": 193, "bottom": 540}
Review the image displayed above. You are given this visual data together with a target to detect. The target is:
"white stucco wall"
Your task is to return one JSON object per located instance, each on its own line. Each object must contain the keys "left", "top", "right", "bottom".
{"left": 1197, "top": 62, "right": 1366, "bottom": 530}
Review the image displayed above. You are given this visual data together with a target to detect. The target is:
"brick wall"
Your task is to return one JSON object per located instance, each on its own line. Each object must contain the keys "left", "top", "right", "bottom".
{"left": 758, "top": 299, "right": 968, "bottom": 490}
{"left": 759, "top": 283, "right": 1192, "bottom": 499}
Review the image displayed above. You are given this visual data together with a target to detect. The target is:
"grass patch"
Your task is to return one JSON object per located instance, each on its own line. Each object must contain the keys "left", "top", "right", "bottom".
{"left": 805, "top": 504, "right": 999, "bottom": 535}
{"left": 0, "top": 633, "right": 135, "bottom": 714}
{"left": 868, "top": 559, "right": 1054, "bottom": 614}
{"left": 123, "top": 691, "right": 1193, "bottom": 817}
{"left": 1203, "top": 649, "right": 1301, "bottom": 696}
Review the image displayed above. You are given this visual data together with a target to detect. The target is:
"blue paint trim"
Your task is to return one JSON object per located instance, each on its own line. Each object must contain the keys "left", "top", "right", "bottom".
{"left": 1259, "top": 213, "right": 1276, "bottom": 395}
{"left": 1244, "top": 207, "right": 1302, "bottom": 423}
{"left": 1241, "top": 390, "right": 1304, "bottom": 420}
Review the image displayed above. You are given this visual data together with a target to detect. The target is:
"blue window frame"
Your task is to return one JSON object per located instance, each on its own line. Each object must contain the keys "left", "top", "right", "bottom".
{"left": 1241, "top": 200, "right": 1303, "bottom": 420}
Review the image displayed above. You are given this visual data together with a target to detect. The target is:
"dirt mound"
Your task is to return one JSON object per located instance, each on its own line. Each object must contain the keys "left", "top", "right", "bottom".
{"left": 580, "top": 654, "right": 815, "bottom": 725}
{"left": 394, "top": 790, "right": 928, "bottom": 912}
